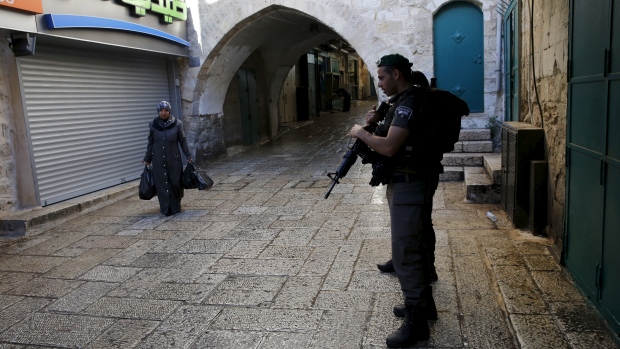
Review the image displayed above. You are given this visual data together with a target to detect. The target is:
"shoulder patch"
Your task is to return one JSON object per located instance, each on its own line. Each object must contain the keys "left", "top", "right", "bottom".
{"left": 395, "top": 106, "right": 413, "bottom": 120}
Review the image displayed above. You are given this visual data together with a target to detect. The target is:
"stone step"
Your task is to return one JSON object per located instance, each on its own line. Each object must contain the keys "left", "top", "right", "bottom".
{"left": 461, "top": 113, "right": 489, "bottom": 129}
{"left": 483, "top": 153, "right": 502, "bottom": 184}
{"left": 441, "top": 153, "right": 485, "bottom": 167}
{"left": 440, "top": 158, "right": 500, "bottom": 182}
{"left": 452, "top": 140, "right": 493, "bottom": 153}
{"left": 458, "top": 128, "right": 491, "bottom": 141}
{"left": 464, "top": 166, "right": 501, "bottom": 203}
{"left": 439, "top": 166, "right": 464, "bottom": 181}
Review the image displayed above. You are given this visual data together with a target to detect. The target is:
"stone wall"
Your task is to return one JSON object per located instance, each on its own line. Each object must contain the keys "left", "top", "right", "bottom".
{"left": 183, "top": 112, "right": 227, "bottom": 165}
{"left": 0, "top": 41, "right": 18, "bottom": 210}
{"left": 518, "top": 0, "right": 569, "bottom": 244}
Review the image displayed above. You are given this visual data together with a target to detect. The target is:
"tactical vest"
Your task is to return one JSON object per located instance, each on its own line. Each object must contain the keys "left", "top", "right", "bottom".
{"left": 380, "top": 87, "right": 443, "bottom": 174}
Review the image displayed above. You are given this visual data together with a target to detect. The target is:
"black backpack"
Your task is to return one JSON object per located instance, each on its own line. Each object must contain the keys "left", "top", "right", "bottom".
{"left": 416, "top": 86, "right": 470, "bottom": 153}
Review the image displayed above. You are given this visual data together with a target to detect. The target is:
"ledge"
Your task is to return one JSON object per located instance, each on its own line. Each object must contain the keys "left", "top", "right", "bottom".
{"left": 0, "top": 180, "right": 139, "bottom": 237}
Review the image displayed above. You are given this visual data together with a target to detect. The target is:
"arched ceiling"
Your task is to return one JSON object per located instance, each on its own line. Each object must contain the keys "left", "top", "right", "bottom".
{"left": 195, "top": 7, "right": 342, "bottom": 115}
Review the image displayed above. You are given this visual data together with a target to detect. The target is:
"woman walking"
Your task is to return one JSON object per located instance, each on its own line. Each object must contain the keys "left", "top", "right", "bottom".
{"left": 142, "top": 101, "right": 192, "bottom": 216}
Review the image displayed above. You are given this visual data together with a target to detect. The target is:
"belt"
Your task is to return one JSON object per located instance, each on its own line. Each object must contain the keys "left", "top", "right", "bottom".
{"left": 391, "top": 173, "right": 429, "bottom": 183}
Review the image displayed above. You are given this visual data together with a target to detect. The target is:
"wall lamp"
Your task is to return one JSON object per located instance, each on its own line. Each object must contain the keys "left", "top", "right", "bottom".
{"left": 9, "top": 32, "right": 36, "bottom": 56}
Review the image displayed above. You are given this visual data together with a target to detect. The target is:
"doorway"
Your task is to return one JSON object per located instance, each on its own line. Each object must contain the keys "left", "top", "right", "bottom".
{"left": 433, "top": 1, "right": 485, "bottom": 112}
{"left": 238, "top": 69, "right": 260, "bottom": 145}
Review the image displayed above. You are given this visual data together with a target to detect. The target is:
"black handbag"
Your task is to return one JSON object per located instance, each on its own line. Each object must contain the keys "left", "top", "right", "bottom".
{"left": 138, "top": 165, "right": 156, "bottom": 200}
{"left": 182, "top": 162, "right": 214, "bottom": 190}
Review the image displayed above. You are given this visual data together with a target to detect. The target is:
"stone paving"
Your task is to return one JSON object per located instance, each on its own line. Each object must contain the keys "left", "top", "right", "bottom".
{"left": 0, "top": 101, "right": 618, "bottom": 349}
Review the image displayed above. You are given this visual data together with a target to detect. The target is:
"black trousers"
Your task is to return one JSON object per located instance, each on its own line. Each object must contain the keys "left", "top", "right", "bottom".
{"left": 387, "top": 178, "right": 433, "bottom": 304}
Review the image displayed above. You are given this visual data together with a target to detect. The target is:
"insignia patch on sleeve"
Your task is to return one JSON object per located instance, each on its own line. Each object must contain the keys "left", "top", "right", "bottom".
{"left": 395, "top": 106, "right": 413, "bottom": 120}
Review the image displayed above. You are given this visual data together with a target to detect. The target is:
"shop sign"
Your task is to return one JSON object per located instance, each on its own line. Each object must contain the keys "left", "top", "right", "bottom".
{"left": 107, "top": 0, "right": 187, "bottom": 24}
{"left": 0, "top": 0, "right": 43, "bottom": 14}
{"left": 44, "top": 13, "right": 190, "bottom": 46}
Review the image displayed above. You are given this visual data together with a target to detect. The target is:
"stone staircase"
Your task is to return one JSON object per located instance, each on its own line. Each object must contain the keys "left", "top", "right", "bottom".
{"left": 439, "top": 127, "right": 501, "bottom": 203}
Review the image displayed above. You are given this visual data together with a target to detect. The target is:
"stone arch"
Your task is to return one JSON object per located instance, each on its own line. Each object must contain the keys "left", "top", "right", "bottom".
{"left": 186, "top": 1, "right": 391, "bottom": 119}
{"left": 431, "top": 0, "right": 484, "bottom": 15}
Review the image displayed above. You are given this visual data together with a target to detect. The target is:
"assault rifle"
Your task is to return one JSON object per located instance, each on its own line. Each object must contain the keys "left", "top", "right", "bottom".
{"left": 324, "top": 102, "right": 390, "bottom": 199}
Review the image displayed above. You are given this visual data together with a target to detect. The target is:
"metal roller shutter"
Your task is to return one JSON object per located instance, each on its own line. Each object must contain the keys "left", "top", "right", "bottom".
{"left": 308, "top": 62, "right": 317, "bottom": 118}
{"left": 18, "top": 45, "right": 171, "bottom": 206}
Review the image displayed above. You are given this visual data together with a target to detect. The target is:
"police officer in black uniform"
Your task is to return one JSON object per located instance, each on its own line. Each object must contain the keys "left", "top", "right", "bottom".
{"left": 349, "top": 54, "right": 436, "bottom": 348}
{"left": 374, "top": 71, "right": 440, "bottom": 284}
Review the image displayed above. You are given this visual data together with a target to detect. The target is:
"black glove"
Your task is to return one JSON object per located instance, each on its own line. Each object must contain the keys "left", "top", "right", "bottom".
{"left": 369, "top": 172, "right": 381, "bottom": 186}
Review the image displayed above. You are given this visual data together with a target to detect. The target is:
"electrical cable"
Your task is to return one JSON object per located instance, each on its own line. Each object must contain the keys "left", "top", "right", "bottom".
{"left": 530, "top": 0, "right": 545, "bottom": 129}
{"left": 530, "top": 0, "right": 548, "bottom": 164}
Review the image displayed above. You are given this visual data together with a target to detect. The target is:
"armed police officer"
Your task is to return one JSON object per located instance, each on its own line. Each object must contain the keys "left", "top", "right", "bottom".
{"left": 373, "top": 71, "right": 441, "bottom": 285}
{"left": 349, "top": 54, "right": 437, "bottom": 348}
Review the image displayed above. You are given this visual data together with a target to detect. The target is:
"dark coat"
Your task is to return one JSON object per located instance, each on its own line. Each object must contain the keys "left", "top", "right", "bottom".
{"left": 336, "top": 88, "right": 351, "bottom": 111}
{"left": 143, "top": 116, "right": 191, "bottom": 215}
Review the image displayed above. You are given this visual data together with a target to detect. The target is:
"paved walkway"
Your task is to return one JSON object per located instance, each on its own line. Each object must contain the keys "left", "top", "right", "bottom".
{"left": 0, "top": 101, "right": 618, "bottom": 348}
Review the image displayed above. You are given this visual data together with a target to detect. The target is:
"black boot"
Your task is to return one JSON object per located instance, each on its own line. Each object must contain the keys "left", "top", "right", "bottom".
{"left": 377, "top": 259, "right": 395, "bottom": 273}
{"left": 430, "top": 264, "right": 438, "bottom": 282}
{"left": 393, "top": 287, "right": 438, "bottom": 320}
{"left": 392, "top": 303, "right": 406, "bottom": 318}
{"left": 386, "top": 302, "right": 430, "bottom": 348}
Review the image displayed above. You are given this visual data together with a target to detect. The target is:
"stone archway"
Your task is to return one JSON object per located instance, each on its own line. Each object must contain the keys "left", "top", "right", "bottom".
{"left": 192, "top": 6, "right": 340, "bottom": 144}
{"left": 181, "top": 1, "right": 393, "bottom": 162}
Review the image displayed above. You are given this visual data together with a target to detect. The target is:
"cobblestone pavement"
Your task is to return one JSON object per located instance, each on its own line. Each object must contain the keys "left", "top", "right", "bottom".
{"left": 1, "top": 101, "right": 619, "bottom": 349}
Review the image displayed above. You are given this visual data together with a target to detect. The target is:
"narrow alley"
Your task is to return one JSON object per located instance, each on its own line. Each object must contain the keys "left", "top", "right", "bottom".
{"left": 0, "top": 101, "right": 617, "bottom": 349}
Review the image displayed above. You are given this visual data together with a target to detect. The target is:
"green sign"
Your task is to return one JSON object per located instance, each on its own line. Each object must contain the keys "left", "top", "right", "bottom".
{"left": 112, "top": 0, "right": 187, "bottom": 24}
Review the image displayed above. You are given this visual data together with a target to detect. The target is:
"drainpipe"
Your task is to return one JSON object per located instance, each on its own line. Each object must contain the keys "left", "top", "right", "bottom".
{"left": 496, "top": 12, "right": 503, "bottom": 92}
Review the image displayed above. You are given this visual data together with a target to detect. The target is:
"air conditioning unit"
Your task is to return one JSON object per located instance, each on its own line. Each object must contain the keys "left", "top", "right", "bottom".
{"left": 501, "top": 122, "right": 545, "bottom": 228}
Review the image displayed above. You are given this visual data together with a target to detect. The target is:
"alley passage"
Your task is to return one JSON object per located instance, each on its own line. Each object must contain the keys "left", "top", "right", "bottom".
{"left": 0, "top": 101, "right": 618, "bottom": 348}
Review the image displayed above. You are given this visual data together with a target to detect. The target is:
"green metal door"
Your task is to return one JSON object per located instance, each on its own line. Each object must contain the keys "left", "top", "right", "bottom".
{"left": 238, "top": 69, "right": 259, "bottom": 145}
{"left": 504, "top": 0, "right": 519, "bottom": 121}
{"left": 566, "top": 0, "right": 620, "bottom": 334}
{"left": 601, "top": 160, "right": 620, "bottom": 327}
{"left": 565, "top": 151, "right": 604, "bottom": 300}
{"left": 600, "top": 0, "right": 620, "bottom": 330}
{"left": 433, "top": 1, "right": 484, "bottom": 112}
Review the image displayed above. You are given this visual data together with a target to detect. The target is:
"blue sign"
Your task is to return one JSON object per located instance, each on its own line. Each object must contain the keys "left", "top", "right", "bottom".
{"left": 44, "top": 14, "right": 189, "bottom": 46}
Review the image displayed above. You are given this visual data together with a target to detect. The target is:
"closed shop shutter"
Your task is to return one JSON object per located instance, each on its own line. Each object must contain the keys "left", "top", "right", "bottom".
{"left": 18, "top": 44, "right": 171, "bottom": 206}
